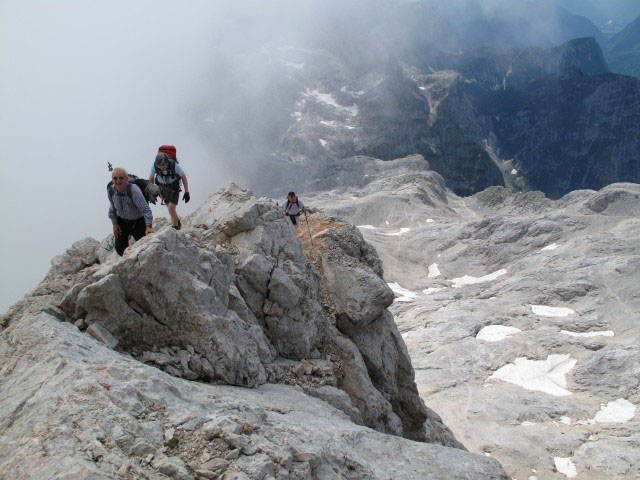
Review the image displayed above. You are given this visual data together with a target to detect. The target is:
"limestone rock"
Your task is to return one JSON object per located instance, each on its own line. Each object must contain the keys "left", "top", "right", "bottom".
{"left": 1, "top": 184, "right": 461, "bottom": 458}
{"left": 0, "top": 312, "right": 508, "bottom": 479}
{"left": 47, "top": 237, "right": 100, "bottom": 279}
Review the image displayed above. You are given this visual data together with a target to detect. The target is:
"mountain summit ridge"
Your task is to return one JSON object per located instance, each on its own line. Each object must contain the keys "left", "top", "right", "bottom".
{"left": 0, "top": 183, "right": 508, "bottom": 479}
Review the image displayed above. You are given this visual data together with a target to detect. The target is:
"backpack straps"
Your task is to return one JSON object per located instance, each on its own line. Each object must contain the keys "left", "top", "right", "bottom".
{"left": 154, "top": 159, "right": 178, "bottom": 179}
{"left": 107, "top": 182, "right": 115, "bottom": 208}
{"left": 107, "top": 182, "right": 133, "bottom": 210}
{"left": 284, "top": 200, "right": 300, "bottom": 214}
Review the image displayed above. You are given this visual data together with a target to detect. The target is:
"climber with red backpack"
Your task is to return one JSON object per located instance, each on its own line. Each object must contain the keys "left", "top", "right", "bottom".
{"left": 149, "top": 145, "right": 190, "bottom": 230}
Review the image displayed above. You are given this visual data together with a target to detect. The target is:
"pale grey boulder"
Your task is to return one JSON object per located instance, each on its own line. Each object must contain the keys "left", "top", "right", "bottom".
{"left": 72, "top": 228, "right": 273, "bottom": 387}
{"left": 46, "top": 237, "right": 100, "bottom": 279}
{"left": 317, "top": 226, "right": 394, "bottom": 328}
{"left": 572, "top": 346, "right": 640, "bottom": 402}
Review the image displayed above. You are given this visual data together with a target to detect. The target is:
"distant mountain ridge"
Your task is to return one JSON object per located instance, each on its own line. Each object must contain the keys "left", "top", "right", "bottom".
{"left": 195, "top": 0, "right": 640, "bottom": 199}
{"left": 605, "top": 14, "right": 640, "bottom": 77}
{"left": 422, "top": 0, "right": 604, "bottom": 49}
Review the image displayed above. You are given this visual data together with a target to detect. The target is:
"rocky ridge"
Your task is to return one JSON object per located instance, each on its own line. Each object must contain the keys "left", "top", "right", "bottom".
{"left": 0, "top": 184, "right": 507, "bottom": 479}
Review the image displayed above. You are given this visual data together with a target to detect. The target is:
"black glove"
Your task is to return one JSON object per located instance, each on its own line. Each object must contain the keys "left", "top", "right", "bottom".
{"left": 183, "top": 191, "right": 190, "bottom": 203}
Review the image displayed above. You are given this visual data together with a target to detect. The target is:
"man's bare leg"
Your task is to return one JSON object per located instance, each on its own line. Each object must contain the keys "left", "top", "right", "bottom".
{"left": 167, "top": 202, "right": 180, "bottom": 227}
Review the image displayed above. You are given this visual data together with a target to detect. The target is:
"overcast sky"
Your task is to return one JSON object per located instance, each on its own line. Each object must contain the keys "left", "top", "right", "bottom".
{"left": 0, "top": 1, "right": 243, "bottom": 312}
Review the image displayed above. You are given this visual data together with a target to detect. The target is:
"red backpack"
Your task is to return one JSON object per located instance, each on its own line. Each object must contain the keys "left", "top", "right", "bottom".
{"left": 158, "top": 145, "right": 178, "bottom": 161}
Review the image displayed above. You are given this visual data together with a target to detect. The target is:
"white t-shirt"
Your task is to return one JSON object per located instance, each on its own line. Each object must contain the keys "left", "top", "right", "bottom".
{"left": 283, "top": 199, "right": 305, "bottom": 216}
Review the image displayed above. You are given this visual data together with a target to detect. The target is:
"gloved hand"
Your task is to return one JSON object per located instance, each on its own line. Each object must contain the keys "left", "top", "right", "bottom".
{"left": 183, "top": 191, "right": 190, "bottom": 203}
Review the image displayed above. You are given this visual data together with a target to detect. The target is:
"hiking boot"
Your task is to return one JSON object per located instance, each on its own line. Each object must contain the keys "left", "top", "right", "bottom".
{"left": 173, "top": 219, "right": 182, "bottom": 231}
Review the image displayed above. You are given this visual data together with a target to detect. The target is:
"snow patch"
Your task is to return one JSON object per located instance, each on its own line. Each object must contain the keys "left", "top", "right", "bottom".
{"left": 428, "top": 263, "right": 441, "bottom": 278}
{"left": 520, "top": 421, "right": 536, "bottom": 427}
{"left": 319, "top": 139, "right": 327, "bottom": 147}
{"left": 381, "top": 228, "right": 410, "bottom": 236}
{"left": 476, "top": 325, "right": 521, "bottom": 342}
{"left": 292, "top": 112, "right": 302, "bottom": 121}
{"left": 489, "top": 354, "right": 577, "bottom": 396}
{"left": 340, "top": 86, "right": 365, "bottom": 97}
{"left": 559, "top": 416, "right": 571, "bottom": 425}
{"left": 357, "top": 225, "right": 377, "bottom": 230}
{"left": 426, "top": 219, "right": 435, "bottom": 223}
{"left": 511, "top": 168, "right": 518, "bottom": 175}
{"left": 554, "top": 457, "right": 577, "bottom": 478}
{"left": 307, "top": 89, "right": 358, "bottom": 116}
{"left": 561, "top": 330, "right": 614, "bottom": 338}
{"left": 423, "top": 287, "right": 444, "bottom": 295}
{"left": 388, "top": 282, "right": 417, "bottom": 303}
{"left": 320, "top": 120, "right": 336, "bottom": 127}
{"left": 531, "top": 305, "right": 575, "bottom": 317}
{"left": 593, "top": 399, "right": 636, "bottom": 423}
{"left": 451, "top": 269, "right": 507, "bottom": 288}
{"left": 541, "top": 243, "right": 559, "bottom": 251}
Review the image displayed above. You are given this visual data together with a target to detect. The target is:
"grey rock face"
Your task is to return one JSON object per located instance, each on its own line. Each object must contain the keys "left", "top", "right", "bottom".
{"left": 47, "top": 237, "right": 100, "bottom": 279}
{"left": 0, "top": 313, "right": 507, "bottom": 479}
{"left": 0, "top": 183, "right": 504, "bottom": 480}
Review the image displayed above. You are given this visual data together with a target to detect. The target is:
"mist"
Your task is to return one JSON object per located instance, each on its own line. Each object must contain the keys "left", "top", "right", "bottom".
{"left": 0, "top": 0, "right": 611, "bottom": 312}
{"left": 0, "top": 0, "right": 355, "bottom": 312}
{"left": 0, "top": 1, "right": 236, "bottom": 312}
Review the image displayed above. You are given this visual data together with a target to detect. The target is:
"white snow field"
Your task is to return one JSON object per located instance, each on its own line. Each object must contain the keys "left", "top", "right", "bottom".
{"left": 554, "top": 457, "right": 577, "bottom": 478}
{"left": 560, "top": 330, "right": 614, "bottom": 338}
{"left": 307, "top": 89, "right": 359, "bottom": 116}
{"left": 450, "top": 269, "right": 507, "bottom": 288}
{"left": 387, "top": 282, "right": 417, "bottom": 302}
{"left": 476, "top": 325, "right": 522, "bottom": 342}
{"left": 422, "top": 287, "right": 444, "bottom": 294}
{"left": 489, "top": 354, "right": 577, "bottom": 396}
{"left": 428, "top": 263, "right": 441, "bottom": 278}
{"left": 593, "top": 399, "right": 636, "bottom": 423}
{"left": 530, "top": 305, "right": 576, "bottom": 317}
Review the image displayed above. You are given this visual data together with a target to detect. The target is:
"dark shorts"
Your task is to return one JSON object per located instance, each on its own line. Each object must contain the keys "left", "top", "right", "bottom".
{"left": 159, "top": 181, "right": 180, "bottom": 205}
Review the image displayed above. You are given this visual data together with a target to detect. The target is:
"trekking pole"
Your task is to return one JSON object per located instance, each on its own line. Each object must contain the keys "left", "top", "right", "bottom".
{"left": 303, "top": 210, "right": 313, "bottom": 246}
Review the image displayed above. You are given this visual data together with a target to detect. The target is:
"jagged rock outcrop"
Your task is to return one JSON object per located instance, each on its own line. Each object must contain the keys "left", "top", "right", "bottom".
{"left": 0, "top": 183, "right": 507, "bottom": 479}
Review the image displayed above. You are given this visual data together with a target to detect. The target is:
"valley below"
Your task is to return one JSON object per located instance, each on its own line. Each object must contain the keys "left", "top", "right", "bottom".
{"left": 307, "top": 156, "right": 640, "bottom": 479}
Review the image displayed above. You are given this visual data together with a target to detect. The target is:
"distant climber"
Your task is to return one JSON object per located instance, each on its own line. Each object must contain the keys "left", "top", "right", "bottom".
{"left": 282, "top": 191, "right": 306, "bottom": 226}
{"left": 107, "top": 168, "right": 155, "bottom": 256}
{"left": 149, "top": 145, "right": 190, "bottom": 230}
